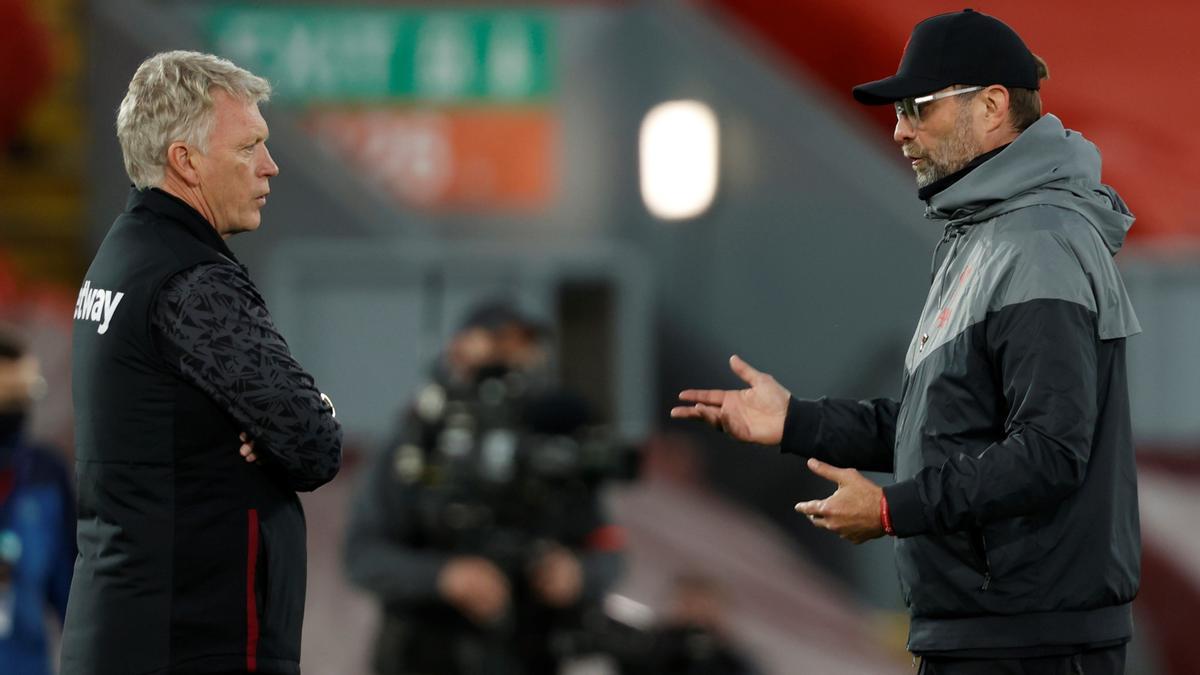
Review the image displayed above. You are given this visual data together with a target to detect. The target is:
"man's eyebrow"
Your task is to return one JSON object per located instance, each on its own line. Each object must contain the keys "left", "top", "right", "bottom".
{"left": 241, "top": 130, "right": 269, "bottom": 145}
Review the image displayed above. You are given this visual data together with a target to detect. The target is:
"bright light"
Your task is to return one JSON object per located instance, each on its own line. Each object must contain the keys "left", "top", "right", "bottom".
{"left": 639, "top": 100, "right": 719, "bottom": 221}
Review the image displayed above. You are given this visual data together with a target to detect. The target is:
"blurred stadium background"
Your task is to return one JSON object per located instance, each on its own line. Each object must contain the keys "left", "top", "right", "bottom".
{"left": 2, "top": 0, "right": 1197, "bottom": 673}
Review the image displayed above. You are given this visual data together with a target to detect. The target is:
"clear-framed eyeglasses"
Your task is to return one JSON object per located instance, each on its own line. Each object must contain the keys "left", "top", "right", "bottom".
{"left": 895, "top": 86, "right": 983, "bottom": 125}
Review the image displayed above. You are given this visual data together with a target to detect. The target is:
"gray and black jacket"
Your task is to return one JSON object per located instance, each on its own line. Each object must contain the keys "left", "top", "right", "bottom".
{"left": 781, "top": 115, "right": 1141, "bottom": 653}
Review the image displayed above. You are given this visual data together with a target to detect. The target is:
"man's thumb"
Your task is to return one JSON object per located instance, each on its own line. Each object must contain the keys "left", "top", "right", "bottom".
{"left": 807, "top": 457, "right": 849, "bottom": 484}
{"left": 729, "top": 354, "right": 761, "bottom": 385}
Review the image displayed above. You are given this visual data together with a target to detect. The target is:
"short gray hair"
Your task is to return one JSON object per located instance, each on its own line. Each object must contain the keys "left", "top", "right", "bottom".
{"left": 116, "top": 50, "right": 271, "bottom": 189}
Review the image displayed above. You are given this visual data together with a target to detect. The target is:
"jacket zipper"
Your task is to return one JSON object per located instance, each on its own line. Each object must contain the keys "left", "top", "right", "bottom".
{"left": 919, "top": 224, "right": 968, "bottom": 353}
{"left": 929, "top": 222, "right": 966, "bottom": 283}
{"left": 979, "top": 531, "right": 992, "bottom": 591}
{"left": 935, "top": 225, "right": 967, "bottom": 308}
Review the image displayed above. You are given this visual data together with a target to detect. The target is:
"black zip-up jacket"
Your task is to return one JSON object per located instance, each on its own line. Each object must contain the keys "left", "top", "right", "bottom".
{"left": 344, "top": 377, "right": 626, "bottom": 674}
{"left": 781, "top": 115, "right": 1141, "bottom": 653}
{"left": 64, "top": 188, "right": 342, "bottom": 674}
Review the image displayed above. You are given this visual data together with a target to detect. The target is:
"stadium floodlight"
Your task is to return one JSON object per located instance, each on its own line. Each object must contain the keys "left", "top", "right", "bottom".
{"left": 639, "top": 100, "right": 719, "bottom": 221}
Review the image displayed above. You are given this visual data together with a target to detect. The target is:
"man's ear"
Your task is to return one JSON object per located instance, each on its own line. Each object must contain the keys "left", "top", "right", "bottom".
{"left": 982, "top": 85, "right": 1011, "bottom": 134}
{"left": 165, "top": 141, "right": 201, "bottom": 186}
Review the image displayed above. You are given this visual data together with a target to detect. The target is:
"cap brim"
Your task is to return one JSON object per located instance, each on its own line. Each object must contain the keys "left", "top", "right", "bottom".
{"left": 852, "top": 74, "right": 951, "bottom": 105}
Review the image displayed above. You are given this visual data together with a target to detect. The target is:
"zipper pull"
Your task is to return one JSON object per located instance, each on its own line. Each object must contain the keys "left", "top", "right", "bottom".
{"left": 981, "top": 573, "right": 991, "bottom": 591}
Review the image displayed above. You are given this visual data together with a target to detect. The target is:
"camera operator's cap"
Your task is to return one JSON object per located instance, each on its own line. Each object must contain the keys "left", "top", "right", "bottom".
{"left": 852, "top": 8, "right": 1039, "bottom": 105}
{"left": 458, "top": 299, "right": 549, "bottom": 336}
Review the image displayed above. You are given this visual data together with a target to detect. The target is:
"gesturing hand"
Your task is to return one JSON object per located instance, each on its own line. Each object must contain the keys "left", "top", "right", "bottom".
{"left": 794, "top": 458, "right": 885, "bottom": 544}
{"left": 670, "top": 355, "right": 791, "bottom": 445}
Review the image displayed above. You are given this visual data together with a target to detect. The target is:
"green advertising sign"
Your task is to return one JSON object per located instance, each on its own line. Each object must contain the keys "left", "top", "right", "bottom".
{"left": 205, "top": 6, "right": 555, "bottom": 103}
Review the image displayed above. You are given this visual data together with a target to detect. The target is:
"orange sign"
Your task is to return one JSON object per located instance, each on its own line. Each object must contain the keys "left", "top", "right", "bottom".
{"left": 305, "top": 108, "right": 557, "bottom": 212}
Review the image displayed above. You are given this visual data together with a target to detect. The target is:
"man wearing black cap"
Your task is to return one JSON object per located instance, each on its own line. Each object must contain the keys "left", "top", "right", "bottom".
{"left": 673, "top": 9, "right": 1139, "bottom": 674}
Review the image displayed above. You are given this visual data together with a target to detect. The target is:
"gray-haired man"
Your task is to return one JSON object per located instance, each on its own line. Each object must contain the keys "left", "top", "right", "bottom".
{"left": 62, "top": 51, "right": 341, "bottom": 675}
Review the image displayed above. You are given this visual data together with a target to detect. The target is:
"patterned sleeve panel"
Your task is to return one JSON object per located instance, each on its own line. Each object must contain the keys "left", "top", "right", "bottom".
{"left": 152, "top": 263, "right": 342, "bottom": 492}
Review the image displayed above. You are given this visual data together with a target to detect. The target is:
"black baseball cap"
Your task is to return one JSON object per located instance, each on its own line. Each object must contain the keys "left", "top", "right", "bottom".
{"left": 852, "top": 9, "right": 1039, "bottom": 105}
{"left": 457, "top": 299, "right": 549, "bottom": 336}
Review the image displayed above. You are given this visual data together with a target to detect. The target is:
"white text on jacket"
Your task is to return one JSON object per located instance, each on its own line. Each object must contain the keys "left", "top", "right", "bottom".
{"left": 74, "top": 280, "right": 125, "bottom": 335}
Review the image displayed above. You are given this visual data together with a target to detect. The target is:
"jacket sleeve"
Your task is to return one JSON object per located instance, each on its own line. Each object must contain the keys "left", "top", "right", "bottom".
{"left": 342, "top": 438, "right": 451, "bottom": 605}
{"left": 779, "top": 397, "right": 898, "bottom": 472}
{"left": 152, "top": 263, "right": 342, "bottom": 492}
{"left": 883, "top": 297, "right": 1098, "bottom": 537}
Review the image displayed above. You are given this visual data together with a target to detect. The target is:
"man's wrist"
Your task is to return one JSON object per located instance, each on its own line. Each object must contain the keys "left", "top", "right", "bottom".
{"left": 880, "top": 491, "right": 895, "bottom": 536}
{"left": 881, "top": 480, "right": 926, "bottom": 537}
{"left": 780, "top": 397, "right": 821, "bottom": 455}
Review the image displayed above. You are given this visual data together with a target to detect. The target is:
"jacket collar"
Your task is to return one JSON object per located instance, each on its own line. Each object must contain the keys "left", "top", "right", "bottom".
{"left": 126, "top": 187, "right": 241, "bottom": 264}
{"left": 923, "top": 115, "right": 1103, "bottom": 223}
{"left": 917, "top": 144, "right": 1009, "bottom": 203}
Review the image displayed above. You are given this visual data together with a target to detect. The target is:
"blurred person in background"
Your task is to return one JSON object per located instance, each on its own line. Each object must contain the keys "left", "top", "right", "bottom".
{"left": 62, "top": 51, "right": 341, "bottom": 675}
{"left": 633, "top": 574, "right": 760, "bottom": 675}
{"left": 344, "top": 300, "right": 626, "bottom": 675}
{"left": 673, "top": 9, "right": 1139, "bottom": 675}
{"left": 0, "top": 328, "right": 74, "bottom": 675}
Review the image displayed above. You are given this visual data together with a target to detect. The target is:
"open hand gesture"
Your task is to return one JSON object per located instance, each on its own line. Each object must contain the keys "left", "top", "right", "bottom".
{"left": 670, "top": 355, "right": 791, "bottom": 445}
{"left": 794, "top": 458, "right": 885, "bottom": 544}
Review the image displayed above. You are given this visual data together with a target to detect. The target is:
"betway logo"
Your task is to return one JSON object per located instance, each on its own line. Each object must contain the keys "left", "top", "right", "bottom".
{"left": 74, "top": 280, "right": 125, "bottom": 335}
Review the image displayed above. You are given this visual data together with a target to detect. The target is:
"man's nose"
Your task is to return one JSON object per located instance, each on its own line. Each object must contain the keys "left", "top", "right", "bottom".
{"left": 894, "top": 115, "right": 916, "bottom": 145}
{"left": 260, "top": 145, "right": 280, "bottom": 177}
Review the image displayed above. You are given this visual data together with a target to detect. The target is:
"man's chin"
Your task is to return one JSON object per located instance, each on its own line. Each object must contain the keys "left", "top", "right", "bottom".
{"left": 222, "top": 220, "right": 261, "bottom": 239}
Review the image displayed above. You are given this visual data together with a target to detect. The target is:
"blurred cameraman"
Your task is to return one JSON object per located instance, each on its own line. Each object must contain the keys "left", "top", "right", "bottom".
{"left": 344, "top": 301, "right": 626, "bottom": 675}
{"left": 637, "top": 575, "right": 761, "bottom": 675}
{"left": 0, "top": 328, "right": 74, "bottom": 675}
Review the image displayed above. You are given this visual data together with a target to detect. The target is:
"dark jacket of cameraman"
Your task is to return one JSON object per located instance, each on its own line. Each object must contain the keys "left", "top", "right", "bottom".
{"left": 344, "top": 377, "right": 625, "bottom": 675}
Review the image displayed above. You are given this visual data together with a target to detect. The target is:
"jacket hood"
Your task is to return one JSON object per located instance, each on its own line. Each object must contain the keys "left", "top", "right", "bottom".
{"left": 926, "top": 114, "right": 1134, "bottom": 255}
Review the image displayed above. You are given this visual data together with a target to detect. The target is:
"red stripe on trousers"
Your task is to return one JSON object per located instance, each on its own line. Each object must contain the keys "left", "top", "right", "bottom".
{"left": 246, "top": 509, "right": 259, "bottom": 672}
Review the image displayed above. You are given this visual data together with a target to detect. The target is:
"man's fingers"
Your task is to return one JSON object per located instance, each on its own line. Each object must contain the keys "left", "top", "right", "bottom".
{"left": 807, "top": 457, "right": 854, "bottom": 484}
{"left": 671, "top": 404, "right": 723, "bottom": 428}
{"left": 796, "top": 503, "right": 839, "bottom": 534}
{"left": 240, "top": 438, "right": 258, "bottom": 463}
{"left": 728, "top": 354, "right": 762, "bottom": 386}
{"left": 693, "top": 404, "right": 723, "bottom": 428}
{"left": 799, "top": 511, "right": 833, "bottom": 531}
{"left": 677, "top": 389, "right": 727, "bottom": 406}
{"left": 670, "top": 404, "right": 713, "bottom": 420}
{"left": 670, "top": 406, "right": 701, "bottom": 419}
{"left": 794, "top": 500, "right": 826, "bottom": 516}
